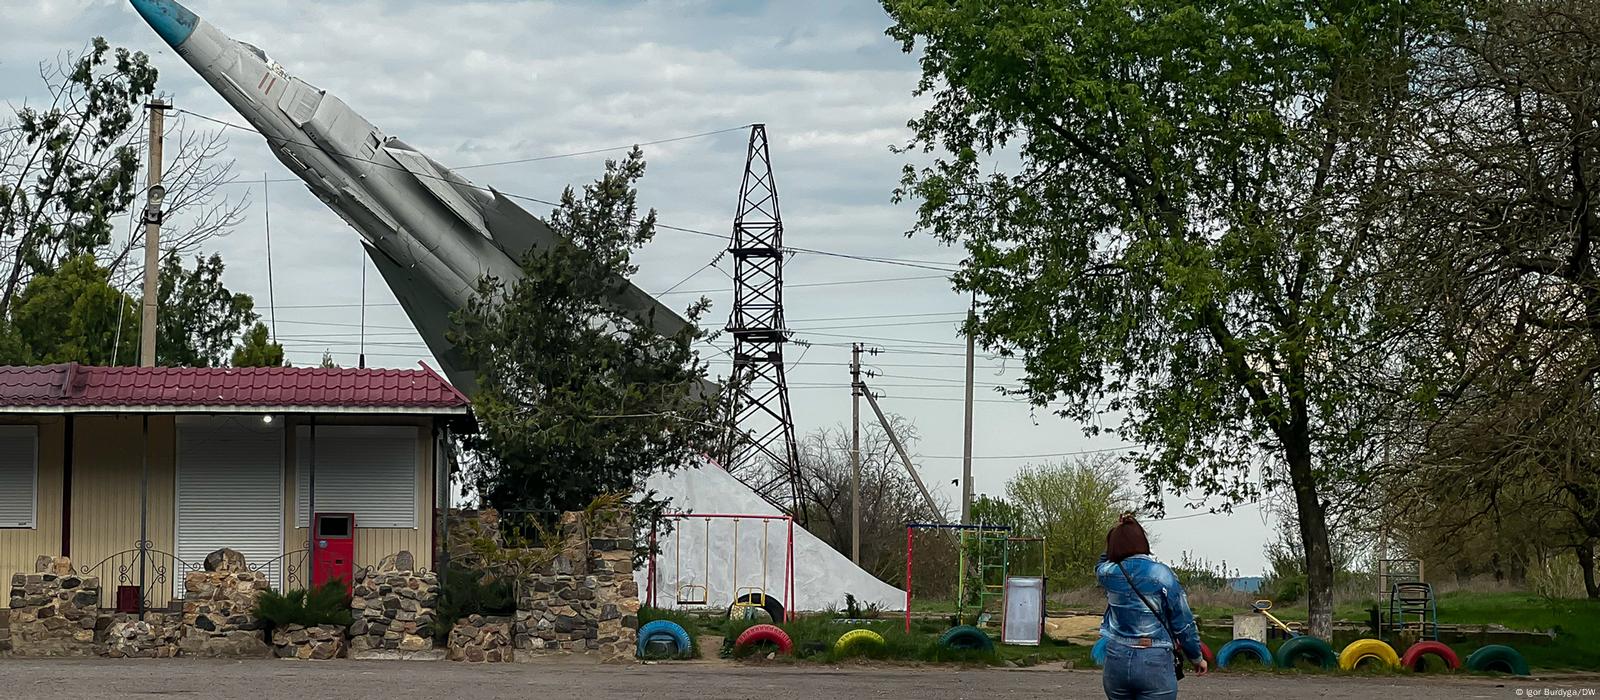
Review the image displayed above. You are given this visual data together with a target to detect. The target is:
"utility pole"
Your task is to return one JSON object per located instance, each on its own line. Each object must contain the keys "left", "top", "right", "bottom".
{"left": 961, "top": 300, "right": 976, "bottom": 524}
{"left": 850, "top": 342, "right": 863, "bottom": 565}
{"left": 138, "top": 100, "right": 172, "bottom": 367}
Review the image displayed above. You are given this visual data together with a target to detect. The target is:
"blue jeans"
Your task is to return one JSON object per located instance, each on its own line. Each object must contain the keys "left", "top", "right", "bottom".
{"left": 1102, "top": 641, "right": 1178, "bottom": 700}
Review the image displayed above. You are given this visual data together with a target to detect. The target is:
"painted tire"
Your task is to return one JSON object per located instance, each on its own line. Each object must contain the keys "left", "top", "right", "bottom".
{"left": 833, "top": 628, "right": 886, "bottom": 656}
{"left": 636, "top": 620, "right": 692, "bottom": 658}
{"left": 1339, "top": 638, "right": 1401, "bottom": 670}
{"left": 726, "top": 593, "right": 786, "bottom": 623}
{"left": 1401, "top": 640, "right": 1461, "bottom": 672}
{"left": 938, "top": 625, "right": 995, "bottom": 652}
{"left": 1091, "top": 638, "right": 1108, "bottom": 666}
{"left": 1465, "top": 644, "right": 1530, "bottom": 676}
{"left": 1276, "top": 635, "right": 1338, "bottom": 669}
{"left": 733, "top": 623, "right": 794, "bottom": 654}
{"left": 1216, "top": 639, "right": 1273, "bottom": 669}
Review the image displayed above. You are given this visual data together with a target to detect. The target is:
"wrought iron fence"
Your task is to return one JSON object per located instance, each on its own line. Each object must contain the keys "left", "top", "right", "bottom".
{"left": 250, "top": 548, "right": 310, "bottom": 592}
{"left": 78, "top": 541, "right": 201, "bottom": 615}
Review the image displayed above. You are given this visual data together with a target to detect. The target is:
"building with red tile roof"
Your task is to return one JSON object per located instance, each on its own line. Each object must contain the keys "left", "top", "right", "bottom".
{"left": 0, "top": 363, "right": 470, "bottom": 608}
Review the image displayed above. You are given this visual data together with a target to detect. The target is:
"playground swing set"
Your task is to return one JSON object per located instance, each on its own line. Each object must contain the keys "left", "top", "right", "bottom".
{"left": 645, "top": 512, "right": 795, "bottom": 623}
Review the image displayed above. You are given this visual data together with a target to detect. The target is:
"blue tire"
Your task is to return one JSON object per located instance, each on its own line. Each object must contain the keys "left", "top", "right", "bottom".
{"left": 636, "top": 620, "right": 692, "bottom": 659}
{"left": 1217, "top": 639, "right": 1273, "bottom": 669}
{"left": 1092, "top": 638, "right": 1108, "bottom": 666}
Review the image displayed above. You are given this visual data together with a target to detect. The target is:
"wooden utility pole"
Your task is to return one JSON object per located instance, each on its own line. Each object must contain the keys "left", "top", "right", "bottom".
{"left": 961, "top": 301, "right": 976, "bottom": 523}
{"left": 138, "top": 100, "right": 171, "bottom": 367}
{"left": 850, "top": 342, "right": 863, "bottom": 565}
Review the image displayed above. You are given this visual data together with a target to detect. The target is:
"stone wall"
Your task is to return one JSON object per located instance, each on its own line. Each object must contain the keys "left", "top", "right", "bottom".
{"left": 448, "top": 615, "right": 513, "bottom": 662}
{"left": 179, "top": 570, "right": 271, "bottom": 658}
{"left": 513, "top": 508, "right": 639, "bottom": 660}
{"left": 8, "top": 557, "right": 106, "bottom": 657}
{"left": 272, "top": 624, "right": 347, "bottom": 660}
{"left": 104, "top": 613, "right": 181, "bottom": 658}
{"left": 0, "top": 608, "right": 11, "bottom": 654}
{"left": 349, "top": 565, "right": 439, "bottom": 656}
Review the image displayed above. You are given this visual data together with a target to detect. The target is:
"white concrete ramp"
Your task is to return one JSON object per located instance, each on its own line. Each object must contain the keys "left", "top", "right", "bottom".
{"left": 636, "top": 462, "right": 905, "bottom": 613}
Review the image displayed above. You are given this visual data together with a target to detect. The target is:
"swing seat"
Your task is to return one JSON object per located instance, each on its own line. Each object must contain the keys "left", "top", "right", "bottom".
{"left": 676, "top": 584, "right": 708, "bottom": 606}
{"left": 733, "top": 587, "right": 767, "bottom": 607}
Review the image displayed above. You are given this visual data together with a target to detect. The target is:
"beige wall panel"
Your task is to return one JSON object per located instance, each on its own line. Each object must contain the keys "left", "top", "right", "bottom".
{"left": 70, "top": 415, "right": 177, "bottom": 607}
{"left": 282, "top": 416, "right": 436, "bottom": 588}
{"left": 0, "top": 417, "right": 64, "bottom": 593}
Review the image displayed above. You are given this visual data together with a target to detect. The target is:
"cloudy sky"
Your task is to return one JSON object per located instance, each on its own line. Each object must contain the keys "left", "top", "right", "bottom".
{"left": 1, "top": 0, "right": 1276, "bottom": 574}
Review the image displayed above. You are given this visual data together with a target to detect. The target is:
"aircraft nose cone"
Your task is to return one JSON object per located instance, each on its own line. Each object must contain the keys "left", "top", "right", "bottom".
{"left": 130, "top": 0, "right": 199, "bottom": 48}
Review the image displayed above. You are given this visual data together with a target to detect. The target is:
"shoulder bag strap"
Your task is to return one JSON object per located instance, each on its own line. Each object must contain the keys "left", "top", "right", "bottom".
{"left": 1115, "top": 560, "right": 1177, "bottom": 643}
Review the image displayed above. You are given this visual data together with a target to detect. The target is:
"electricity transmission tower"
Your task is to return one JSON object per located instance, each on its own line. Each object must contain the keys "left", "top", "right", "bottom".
{"left": 723, "top": 124, "right": 805, "bottom": 520}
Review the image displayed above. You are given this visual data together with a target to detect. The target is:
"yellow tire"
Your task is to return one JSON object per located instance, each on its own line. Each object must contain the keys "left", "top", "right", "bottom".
{"left": 834, "top": 628, "right": 887, "bottom": 656}
{"left": 1339, "top": 638, "right": 1401, "bottom": 670}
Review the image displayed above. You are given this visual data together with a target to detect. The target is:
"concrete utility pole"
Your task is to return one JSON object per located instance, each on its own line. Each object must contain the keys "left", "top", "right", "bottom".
{"left": 138, "top": 100, "right": 171, "bottom": 367}
{"left": 961, "top": 300, "right": 976, "bottom": 524}
{"left": 850, "top": 342, "right": 863, "bottom": 565}
{"left": 862, "top": 387, "right": 942, "bottom": 520}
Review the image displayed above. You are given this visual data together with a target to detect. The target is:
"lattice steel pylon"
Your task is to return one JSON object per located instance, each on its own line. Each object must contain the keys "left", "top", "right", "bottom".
{"left": 722, "top": 124, "right": 806, "bottom": 521}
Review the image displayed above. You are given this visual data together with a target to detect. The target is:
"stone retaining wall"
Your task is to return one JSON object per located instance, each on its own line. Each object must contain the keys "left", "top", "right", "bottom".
{"left": 179, "top": 570, "right": 270, "bottom": 658}
{"left": 0, "top": 608, "right": 11, "bottom": 654}
{"left": 8, "top": 557, "right": 106, "bottom": 657}
{"left": 512, "top": 508, "right": 638, "bottom": 660}
{"left": 272, "top": 624, "right": 347, "bottom": 660}
{"left": 448, "top": 615, "right": 513, "bottom": 662}
{"left": 349, "top": 566, "right": 438, "bottom": 655}
{"left": 104, "top": 613, "right": 181, "bottom": 658}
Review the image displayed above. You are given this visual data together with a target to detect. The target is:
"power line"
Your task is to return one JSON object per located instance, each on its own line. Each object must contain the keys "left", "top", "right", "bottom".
{"left": 655, "top": 273, "right": 949, "bottom": 296}
{"left": 654, "top": 222, "right": 960, "bottom": 272}
{"left": 177, "top": 109, "right": 962, "bottom": 273}
{"left": 214, "top": 124, "right": 753, "bottom": 184}
{"left": 453, "top": 125, "right": 753, "bottom": 170}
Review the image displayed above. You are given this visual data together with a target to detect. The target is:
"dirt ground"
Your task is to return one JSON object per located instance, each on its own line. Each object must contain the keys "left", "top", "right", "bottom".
{"left": 1, "top": 658, "right": 1596, "bottom": 700}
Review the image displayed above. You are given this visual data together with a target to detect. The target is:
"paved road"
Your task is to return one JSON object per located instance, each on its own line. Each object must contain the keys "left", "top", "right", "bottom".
{"left": 0, "top": 658, "right": 1594, "bottom": 699}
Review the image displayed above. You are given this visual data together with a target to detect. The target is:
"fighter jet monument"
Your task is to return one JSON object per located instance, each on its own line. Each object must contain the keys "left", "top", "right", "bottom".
{"left": 128, "top": 0, "right": 689, "bottom": 392}
{"left": 130, "top": 0, "right": 910, "bottom": 611}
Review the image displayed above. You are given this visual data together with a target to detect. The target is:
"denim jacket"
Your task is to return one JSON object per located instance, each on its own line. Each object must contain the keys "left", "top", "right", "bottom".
{"left": 1096, "top": 554, "right": 1203, "bottom": 661}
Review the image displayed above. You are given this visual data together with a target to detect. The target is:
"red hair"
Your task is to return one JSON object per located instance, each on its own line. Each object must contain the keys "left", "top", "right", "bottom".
{"left": 1106, "top": 513, "right": 1152, "bottom": 562}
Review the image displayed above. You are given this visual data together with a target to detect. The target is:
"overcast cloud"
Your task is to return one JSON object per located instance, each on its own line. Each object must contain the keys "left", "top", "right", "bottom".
{"left": 0, "top": 0, "right": 1275, "bottom": 574}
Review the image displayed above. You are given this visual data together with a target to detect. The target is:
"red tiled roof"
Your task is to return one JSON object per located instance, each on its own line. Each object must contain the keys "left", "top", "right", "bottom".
{"left": 0, "top": 364, "right": 470, "bottom": 413}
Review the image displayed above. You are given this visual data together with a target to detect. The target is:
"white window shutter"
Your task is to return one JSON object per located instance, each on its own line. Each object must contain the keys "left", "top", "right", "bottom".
{"left": 296, "top": 426, "right": 417, "bottom": 529}
{"left": 0, "top": 426, "right": 37, "bottom": 528}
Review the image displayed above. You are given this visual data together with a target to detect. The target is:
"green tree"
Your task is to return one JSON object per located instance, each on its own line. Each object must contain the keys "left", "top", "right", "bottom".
{"left": 1004, "top": 455, "right": 1134, "bottom": 587}
{"left": 452, "top": 148, "right": 721, "bottom": 515}
{"left": 0, "top": 38, "right": 154, "bottom": 313}
{"left": 883, "top": 0, "right": 1448, "bottom": 638}
{"left": 5, "top": 253, "right": 138, "bottom": 365}
{"left": 157, "top": 253, "right": 256, "bottom": 367}
{"left": 230, "top": 322, "right": 284, "bottom": 367}
{"left": 1380, "top": 0, "right": 1600, "bottom": 599}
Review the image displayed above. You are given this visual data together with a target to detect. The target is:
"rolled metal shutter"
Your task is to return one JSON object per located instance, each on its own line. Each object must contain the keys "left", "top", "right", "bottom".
{"left": 0, "top": 426, "right": 37, "bottom": 528}
{"left": 176, "top": 418, "right": 283, "bottom": 596}
{"left": 296, "top": 425, "right": 417, "bottom": 529}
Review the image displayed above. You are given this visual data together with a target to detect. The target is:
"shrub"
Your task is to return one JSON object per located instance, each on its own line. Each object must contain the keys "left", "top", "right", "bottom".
{"left": 253, "top": 581, "right": 354, "bottom": 635}
{"left": 434, "top": 567, "right": 517, "bottom": 642}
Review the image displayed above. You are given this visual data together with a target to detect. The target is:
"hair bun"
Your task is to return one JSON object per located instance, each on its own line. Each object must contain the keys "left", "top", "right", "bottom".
{"left": 1119, "top": 512, "right": 1138, "bottom": 525}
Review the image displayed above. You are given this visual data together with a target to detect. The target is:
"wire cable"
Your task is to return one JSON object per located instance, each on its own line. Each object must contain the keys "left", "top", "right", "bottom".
{"left": 178, "top": 108, "right": 962, "bottom": 273}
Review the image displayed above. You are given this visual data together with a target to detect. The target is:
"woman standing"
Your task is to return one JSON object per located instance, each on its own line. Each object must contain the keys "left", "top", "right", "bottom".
{"left": 1098, "top": 514, "right": 1207, "bottom": 700}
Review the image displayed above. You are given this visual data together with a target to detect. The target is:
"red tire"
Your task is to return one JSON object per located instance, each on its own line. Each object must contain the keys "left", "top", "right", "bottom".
{"left": 733, "top": 623, "right": 794, "bottom": 654}
{"left": 1401, "top": 640, "right": 1461, "bottom": 672}
{"left": 1199, "top": 642, "right": 1217, "bottom": 667}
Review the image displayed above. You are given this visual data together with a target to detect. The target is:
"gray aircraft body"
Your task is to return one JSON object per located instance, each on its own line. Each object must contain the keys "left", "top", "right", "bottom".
{"left": 129, "top": 0, "right": 692, "bottom": 392}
